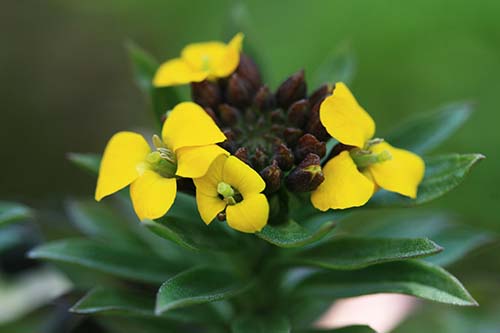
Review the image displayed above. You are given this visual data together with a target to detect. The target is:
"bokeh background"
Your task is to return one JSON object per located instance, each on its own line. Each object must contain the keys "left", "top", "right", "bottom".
{"left": 1, "top": 0, "right": 499, "bottom": 331}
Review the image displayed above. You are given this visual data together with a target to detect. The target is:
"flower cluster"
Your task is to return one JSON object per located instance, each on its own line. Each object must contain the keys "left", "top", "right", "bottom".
{"left": 95, "top": 34, "right": 425, "bottom": 233}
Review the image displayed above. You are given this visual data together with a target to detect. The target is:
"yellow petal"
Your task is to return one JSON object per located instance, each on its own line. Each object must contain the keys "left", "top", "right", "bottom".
{"left": 95, "top": 132, "right": 150, "bottom": 201}
{"left": 226, "top": 193, "right": 269, "bottom": 233}
{"left": 130, "top": 170, "right": 177, "bottom": 221}
{"left": 181, "top": 41, "right": 228, "bottom": 71}
{"left": 162, "top": 102, "right": 226, "bottom": 152}
{"left": 319, "top": 82, "right": 375, "bottom": 148}
{"left": 222, "top": 156, "right": 266, "bottom": 196}
{"left": 212, "top": 33, "right": 244, "bottom": 78}
{"left": 195, "top": 191, "right": 226, "bottom": 225}
{"left": 193, "top": 154, "right": 227, "bottom": 197}
{"left": 311, "top": 151, "right": 375, "bottom": 210}
{"left": 368, "top": 142, "right": 425, "bottom": 198}
{"left": 176, "top": 145, "right": 229, "bottom": 178}
{"left": 153, "top": 58, "right": 208, "bottom": 87}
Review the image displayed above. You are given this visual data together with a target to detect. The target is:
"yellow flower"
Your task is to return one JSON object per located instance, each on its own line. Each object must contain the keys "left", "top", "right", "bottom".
{"left": 153, "top": 33, "right": 244, "bottom": 87}
{"left": 193, "top": 154, "right": 269, "bottom": 233}
{"left": 311, "top": 83, "right": 425, "bottom": 211}
{"left": 95, "top": 102, "right": 227, "bottom": 220}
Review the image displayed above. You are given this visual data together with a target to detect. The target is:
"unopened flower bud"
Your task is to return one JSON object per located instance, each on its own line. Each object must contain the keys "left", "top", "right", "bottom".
{"left": 308, "top": 84, "right": 331, "bottom": 107}
{"left": 191, "top": 80, "right": 221, "bottom": 108}
{"left": 252, "top": 148, "right": 268, "bottom": 171}
{"left": 328, "top": 142, "right": 354, "bottom": 160}
{"left": 271, "top": 109, "right": 285, "bottom": 123}
{"left": 227, "top": 73, "right": 253, "bottom": 107}
{"left": 219, "top": 104, "right": 240, "bottom": 126}
{"left": 217, "top": 212, "right": 227, "bottom": 221}
{"left": 203, "top": 107, "right": 219, "bottom": 124}
{"left": 286, "top": 153, "right": 324, "bottom": 192}
{"left": 287, "top": 99, "right": 309, "bottom": 128}
{"left": 283, "top": 127, "right": 304, "bottom": 147}
{"left": 253, "top": 85, "right": 276, "bottom": 110}
{"left": 294, "top": 133, "right": 327, "bottom": 161}
{"left": 306, "top": 102, "right": 330, "bottom": 141}
{"left": 234, "top": 147, "right": 251, "bottom": 165}
{"left": 273, "top": 143, "right": 294, "bottom": 171}
{"left": 275, "top": 70, "right": 307, "bottom": 109}
{"left": 236, "top": 54, "right": 262, "bottom": 90}
{"left": 260, "top": 160, "right": 282, "bottom": 194}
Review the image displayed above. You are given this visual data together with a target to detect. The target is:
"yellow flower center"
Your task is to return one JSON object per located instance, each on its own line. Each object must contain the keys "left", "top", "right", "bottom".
{"left": 146, "top": 135, "right": 177, "bottom": 178}
{"left": 217, "top": 181, "right": 242, "bottom": 205}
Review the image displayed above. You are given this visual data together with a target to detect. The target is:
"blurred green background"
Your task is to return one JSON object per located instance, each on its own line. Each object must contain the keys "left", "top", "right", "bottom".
{"left": 1, "top": 0, "right": 499, "bottom": 331}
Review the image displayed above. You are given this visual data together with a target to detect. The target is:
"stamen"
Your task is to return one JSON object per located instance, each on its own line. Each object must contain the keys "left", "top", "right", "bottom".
{"left": 350, "top": 148, "right": 392, "bottom": 169}
{"left": 217, "top": 182, "right": 241, "bottom": 205}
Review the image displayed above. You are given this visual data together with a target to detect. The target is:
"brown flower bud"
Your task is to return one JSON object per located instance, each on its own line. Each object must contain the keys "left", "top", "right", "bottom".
{"left": 287, "top": 99, "right": 310, "bottom": 128}
{"left": 234, "top": 147, "right": 251, "bottom": 165}
{"left": 283, "top": 127, "right": 304, "bottom": 147}
{"left": 252, "top": 148, "right": 268, "bottom": 171}
{"left": 203, "top": 107, "right": 219, "bottom": 124}
{"left": 286, "top": 153, "right": 325, "bottom": 192}
{"left": 253, "top": 85, "right": 276, "bottom": 111}
{"left": 217, "top": 212, "right": 227, "bottom": 221}
{"left": 328, "top": 142, "right": 355, "bottom": 160}
{"left": 306, "top": 102, "right": 330, "bottom": 141}
{"left": 271, "top": 109, "right": 285, "bottom": 123}
{"left": 260, "top": 160, "right": 282, "bottom": 194}
{"left": 236, "top": 54, "right": 262, "bottom": 90}
{"left": 295, "top": 133, "right": 327, "bottom": 161}
{"left": 273, "top": 143, "right": 294, "bottom": 171}
{"left": 275, "top": 70, "right": 307, "bottom": 109}
{"left": 308, "top": 84, "right": 331, "bottom": 107}
{"left": 191, "top": 80, "right": 221, "bottom": 108}
{"left": 219, "top": 104, "right": 240, "bottom": 126}
{"left": 227, "top": 73, "right": 253, "bottom": 107}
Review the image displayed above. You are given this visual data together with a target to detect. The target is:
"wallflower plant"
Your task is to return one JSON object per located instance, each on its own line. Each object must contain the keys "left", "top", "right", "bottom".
{"left": 30, "top": 31, "right": 486, "bottom": 333}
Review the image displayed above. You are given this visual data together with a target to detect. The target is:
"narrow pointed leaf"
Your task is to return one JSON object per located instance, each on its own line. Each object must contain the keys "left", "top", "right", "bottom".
{"left": 310, "top": 44, "right": 356, "bottom": 89}
{"left": 156, "top": 266, "right": 251, "bottom": 314}
{"left": 294, "top": 260, "right": 477, "bottom": 306}
{"left": 386, "top": 102, "right": 473, "bottom": 154}
{"left": 368, "top": 153, "right": 484, "bottom": 207}
{"left": 231, "top": 314, "right": 290, "bottom": 333}
{"left": 257, "top": 219, "right": 335, "bottom": 248}
{"left": 28, "top": 239, "right": 181, "bottom": 283}
{"left": 294, "top": 237, "right": 442, "bottom": 269}
{"left": 0, "top": 202, "right": 32, "bottom": 226}
{"left": 67, "top": 153, "right": 101, "bottom": 175}
{"left": 297, "top": 326, "right": 376, "bottom": 333}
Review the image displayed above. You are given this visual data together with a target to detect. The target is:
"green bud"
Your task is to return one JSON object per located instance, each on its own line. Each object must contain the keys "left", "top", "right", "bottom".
{"left": 217, "top": 182, "right": 235, "bottom": 198}
{"left": 350, "top": 148, "right": 393, "bottom": 169}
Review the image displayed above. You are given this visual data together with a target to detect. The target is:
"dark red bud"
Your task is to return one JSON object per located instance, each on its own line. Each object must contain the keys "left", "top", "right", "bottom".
{"left": 217, "top": 212, "right": 227, "bottom": 221}
{"left": 219, "top": 104, "right": 240, "bottom": 126}
{"left": 252, "top": 148, "right": 268, "bottom": 171}
{"left": 308, "top": 84, "right": 331, "bottom": 107}
{"left": 236, "top": 54, "right": 262, "bottom": 90}
{"left": 306, "top": 101, "right": 330, "bottom": 141}
{"left": 260, "top": 160, "right": 282, "bottom": 194}
{"left": 234, "top": 147, "right": 251, "bottom": 166}
{"left": 273, "top": 143, "right": 294, "bottom": 171}
{"left": 283, "top": 127, "right": 304, "bottom": 147}
{"left": 227, "top": 73, "right": 253, "bottom": 107}
{"left": 275, "top": 70, "right": 307, "bottom": 109}
{"left": 203, "top": 107, "right": 219, "bottom": 124}
{"left": 286, "top": 153, "right": 325, "bottom": 192}
{"left": 191, "top": 80, "right": 221, "bottom": 108}
{"left": 253, "top": 85, "right": 276, "bottom": 111}
{"left": 295, "top": 134, "right": 327, "bottom": 161}
{"left": 328, "top": 142, "right": 355, "bottom": 160}
{"left": 271, "top": 109, "right": 285, "bottom": 123}
{"left": 287, "top": 99, "right": 310, "bottom": 128}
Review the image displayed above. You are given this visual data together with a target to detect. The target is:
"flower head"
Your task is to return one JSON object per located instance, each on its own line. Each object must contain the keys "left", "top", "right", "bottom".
{"left": 194, "top": 154, "right": 269, "bottom": 233}
{"left": 95, "top": 102, "right": 227, "bottom": 220}
{"left": 153, "top": 33, "right": 244, "bottom": 87}
{"left": 311, "top": 83, "right": 425, "bottom": 211}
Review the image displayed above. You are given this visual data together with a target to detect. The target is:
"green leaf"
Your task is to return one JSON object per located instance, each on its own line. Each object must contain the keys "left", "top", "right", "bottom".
{"left": 293, "top": 237, "right": 442, "bottom": 270}
{"left": 368, "top": 153, "right": 484, "bottom": 207}
{"left": 231, "top": 314, "right": 291, "bottom": 333}
{"left": 0, "top": 225, "right": 26, "bottom": 253}
{"left": 126, "top": 41, "right": 184, "bottom": 126}
{"left": 386, "top": 102, "right": 473, "bottom": 154}
{"left": 310, "top": 44, "right": 356, "bottom": 89}
{"left": 257, "top": 219, "right": 336, "bottom": 248}
{"left": 294, "top": 260, "right": 477, "bottom": 306}
{"left": 296, "top": 326, "right": 376, "bottom": 333}
{"left": 67, "top": 152, "right": 101, "bottom": 175}
{"left": 66, "top": 200, "right": 144, "bottom": 247}
{"left": 156, "top": 266, "right": 251, "bottom": 314}
{"left": 0, "top": 201, "right": 32, "bottom": 226}
{"left": 71, "top": 287, "right": 153, "bottom": 316}
{"left": 28, "top": 239, "right": 182, "bottom": 283}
